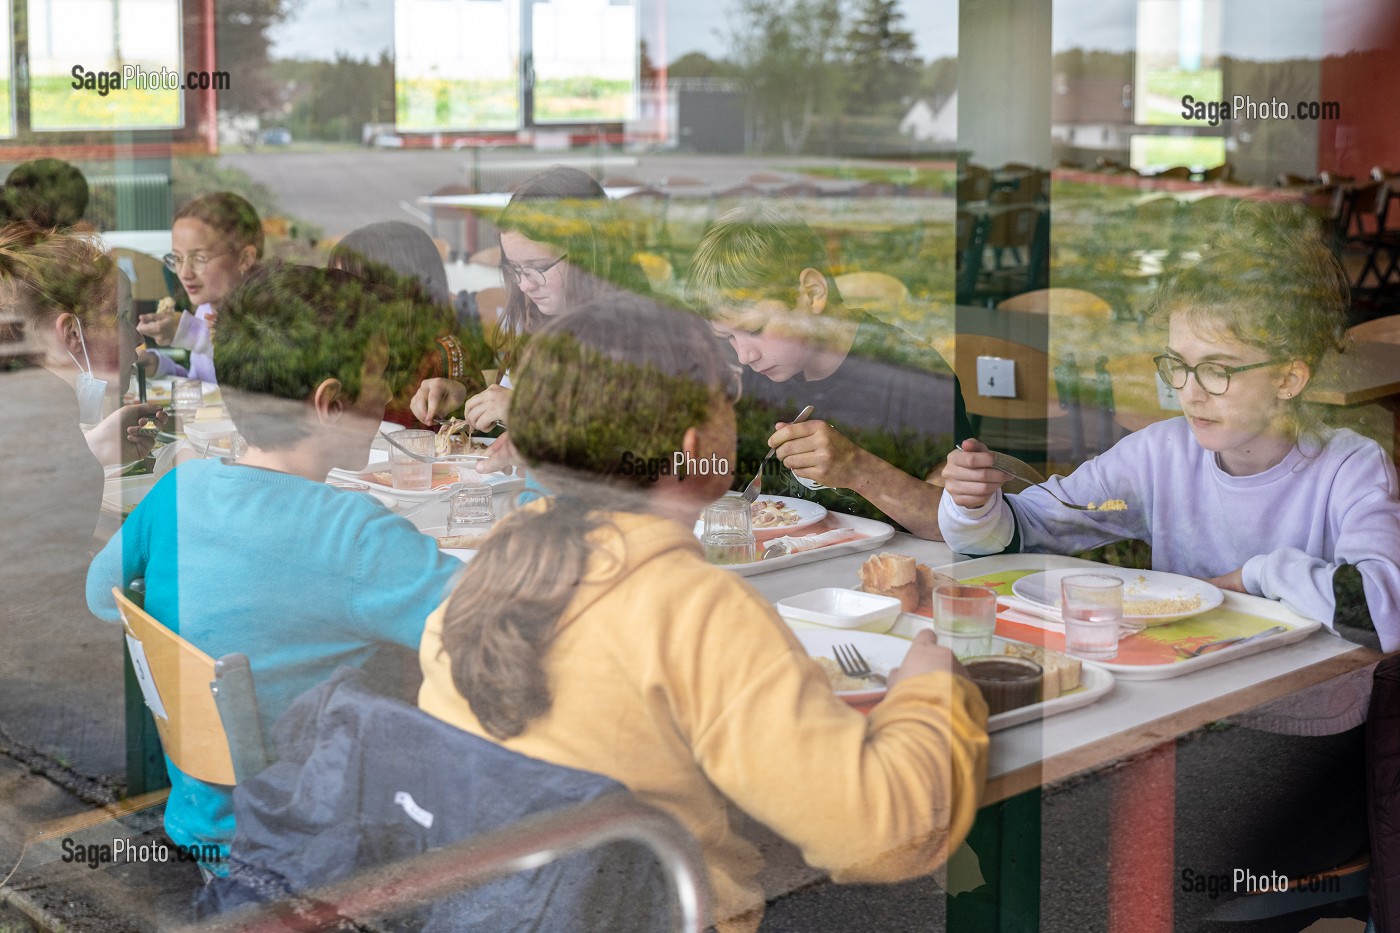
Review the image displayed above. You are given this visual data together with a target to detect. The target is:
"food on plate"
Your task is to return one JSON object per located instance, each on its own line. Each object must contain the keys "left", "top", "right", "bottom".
{"left": 1124, "top": 594, "right": 1203, "bottom": 616}
{"left": 813, "top": 656, "right": 879, "bottom": 692}
{"left": 433, "top": 419, "right": 488, "bottom": 458}
{"left": 1086, "top": 499, "right": 1128, "bottom": 511}
{"left": 859, "top": 553, "right": 957, "bottom": 612}
{"left": 371, "top": 464, "right": 460, "bottom": 489}
{"left": 750, "top": 498, "right": 802, "bottom": 529}
{"left": 437, "top": 530, "right": 491, "bottom": 550}
{"left": 1002, "top": 642, "right": 1082, "bottom": 701}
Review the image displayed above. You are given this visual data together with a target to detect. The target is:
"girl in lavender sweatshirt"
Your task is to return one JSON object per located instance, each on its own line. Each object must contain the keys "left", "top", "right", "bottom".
{"left": 939, "top": 210, "right": 1399, "bottom": 652}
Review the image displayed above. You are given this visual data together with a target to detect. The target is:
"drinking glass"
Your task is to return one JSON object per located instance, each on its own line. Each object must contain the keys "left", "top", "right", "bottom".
{"left": 171, "top": 378, "right": 203, "bottom": 433}
{"left": 389, "top": 429, "right": 435, "bottom": 491}
{"left": 1061, "top": 574, "right": 1123, "bottom": 660}
{"left": 702, "top": 495, "right": 756, "bottom": 565}
{"left": 447, "top": 483, "right": 494, "bottom": 531}
{"left": 932, "top": 584, "right": 998, "bottom": 660}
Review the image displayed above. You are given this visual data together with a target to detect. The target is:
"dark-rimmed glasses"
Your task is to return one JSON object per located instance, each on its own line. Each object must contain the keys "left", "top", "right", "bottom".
{"left": 1153, "top": 354, "right": 1284, "bottom": 396}
{"left": 500, "top": 253, "right": 567, "bottom": 288}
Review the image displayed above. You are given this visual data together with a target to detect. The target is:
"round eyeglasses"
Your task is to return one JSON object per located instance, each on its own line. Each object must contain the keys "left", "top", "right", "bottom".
{"left": 500, "top": 253, "right": 567, "bottom": 289}
{"left": 163, "top": 250, "right": 233, "bottom": 274}
{"left": 1153, "top": 354, "right": 1284, "bottom": 396}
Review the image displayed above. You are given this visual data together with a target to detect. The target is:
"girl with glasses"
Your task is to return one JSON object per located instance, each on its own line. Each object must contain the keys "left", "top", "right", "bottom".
{"left": 939, "top": 202, "right": 1400, "bottom": 926}
{"left": 410, "top": 167, "right": 648, "bottom": 473}
{"left": 139, "top": 192, "right": 263, "bottom": 384}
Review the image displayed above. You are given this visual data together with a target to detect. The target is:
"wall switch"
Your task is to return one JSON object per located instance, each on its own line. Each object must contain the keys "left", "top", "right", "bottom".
{"left": 976, "top": 356, "right": 1017, "bottom": 398}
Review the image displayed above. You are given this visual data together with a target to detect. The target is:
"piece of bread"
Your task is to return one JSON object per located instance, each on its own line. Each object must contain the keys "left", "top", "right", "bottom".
{"left": 437, "top": 530, "right": 490, "bottom": 550}
{"left": 1003, "top": 642, "right": 1082, "bottom": 701}
{"left": 859, "top": 553, "right": 921, "bottom": 612}
{"left": 915, "top": 564, "right": 958, "bottom": 609}
{"left": 860, "top": 553, "right": 916, "bottom": 589}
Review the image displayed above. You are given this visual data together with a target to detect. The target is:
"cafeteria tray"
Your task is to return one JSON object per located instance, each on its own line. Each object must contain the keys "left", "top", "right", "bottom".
{"left": 935, "top": 554, "right": 1322, "bottom": 680}
{"left": 714, "top": 512, "right": 896, "bottom": 577}
{"left": 789, "top": 615, "right": 1114, "bottom": 731}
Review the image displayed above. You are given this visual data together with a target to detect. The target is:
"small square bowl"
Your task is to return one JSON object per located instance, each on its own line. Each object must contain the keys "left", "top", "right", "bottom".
{"left": 775, "top": 588, "right": 902, "bottom": 633}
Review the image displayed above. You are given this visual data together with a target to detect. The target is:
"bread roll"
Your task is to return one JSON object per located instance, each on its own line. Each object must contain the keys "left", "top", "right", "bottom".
{"left": 915, "top": 563, "right": 958, "bottom": 609}
{"left": 858, "top": 554, "right": 922, "bottom": 611}
{"left": 1003, "top": 642, "right": 1082, "bottom": 701}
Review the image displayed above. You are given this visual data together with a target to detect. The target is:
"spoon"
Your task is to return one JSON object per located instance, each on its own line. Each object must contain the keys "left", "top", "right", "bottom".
{"left": 741, "top": 405, "right": 816, "bottom": 503}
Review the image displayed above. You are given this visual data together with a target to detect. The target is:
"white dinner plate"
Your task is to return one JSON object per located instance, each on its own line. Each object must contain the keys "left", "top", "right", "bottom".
{"left": 693, "top": 494, "right": 828, "bottom": 538}
{"left": 792, "top": 627, "right": 907, "bottom": 705}
{"left": 1012, "top": 567, "right": 1223, "bottom": 625}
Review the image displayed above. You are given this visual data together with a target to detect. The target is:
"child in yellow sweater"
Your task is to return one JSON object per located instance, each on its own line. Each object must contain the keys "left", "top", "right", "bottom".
{"left": 417, "top": 295, "right": 989, "bottom": 931}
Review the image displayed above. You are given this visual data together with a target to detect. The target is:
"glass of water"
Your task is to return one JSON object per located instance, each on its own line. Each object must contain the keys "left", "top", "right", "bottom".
{"left": 388, "top": 429, "right": 434, "bottom": 491}
{"left": 448, "top": 483, "right": 494, "bottom": 530}
{"left": 1061, "top": 574, "right": 1123, "bottom": 660}
{"left": 932, "top": 584, "right": 998, "bottom": 660}
{"left": 702, "top": 495, "right": 756, "bottom": 565}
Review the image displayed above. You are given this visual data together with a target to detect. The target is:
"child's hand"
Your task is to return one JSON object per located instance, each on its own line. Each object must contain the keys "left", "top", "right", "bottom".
{"left": 410, "top": 378, "right": 468, "bottom": 424}
{"left": 769, "top": 420, "right": 867, "bottom": 489}
{"left": 942, "top": 439, "right": 1010, "bottom": 510}
{"left": 137, "top": 309, "right": 181, "bottom": 346}
{"left": 887, "top": 630, "right": 969, "bottom": 688}
{"left": 475, "top": 431, "right": 521, "bottom": 474}
{"left": 1204, "top": 567, "right": 1246, "bottom": 592}
{"left": 463, "top": 384, "right": 512, "bottom": 431}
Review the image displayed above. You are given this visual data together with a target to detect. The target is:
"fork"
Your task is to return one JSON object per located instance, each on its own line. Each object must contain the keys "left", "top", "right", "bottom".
{"left": 1175, "top": 625, "right": 1288, "bottom": 658}
{"left": 988, "top": 451, "right": 1103, "bottom": 512}
{"left": 833, "top": 644, "right": 887, "bottom": 685}
{"left": 741, "top": 405, "right": 815, "bottom": 503}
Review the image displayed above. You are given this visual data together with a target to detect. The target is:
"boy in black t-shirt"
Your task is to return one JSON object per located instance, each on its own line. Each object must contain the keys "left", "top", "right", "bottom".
{"left": 689, "top": 201, "right": 972, "bottom": 538}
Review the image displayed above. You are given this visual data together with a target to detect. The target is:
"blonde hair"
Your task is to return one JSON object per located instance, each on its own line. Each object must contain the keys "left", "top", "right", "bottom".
{"left": 0, "top": 221, "right": 116, "bottom": 334}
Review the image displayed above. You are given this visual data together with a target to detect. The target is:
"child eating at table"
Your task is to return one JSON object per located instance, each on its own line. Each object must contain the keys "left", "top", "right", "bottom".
{"left": 87, "top": 263, "right": 463, "bottom": 872}
{"left": 416, "top": 295, "right": 989, "bottom": 933}
{"left": 939, "top": 202, "right": 1400, "bottom": 925}
{"left": 687, "top": 200, "right": 973, "bottom": 539}
{"left": 938, "top": 204, "right": 1400, "bottom": 646}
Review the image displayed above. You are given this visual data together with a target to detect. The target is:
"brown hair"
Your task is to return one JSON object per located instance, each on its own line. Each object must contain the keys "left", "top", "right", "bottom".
{"left": 174, "top": 192, "right": 265, "bottom": 259}
{"left": 1149, "top": 198, "right": 1349, "bottom": 440}
{"left": 438, "top": 293, "right": 732, "bottom": 739}
{"left": 0, "top": 221, "right": 116, "bottom": 335}
{"left": 495, "top": 166, "right": 649, "bottom": 372}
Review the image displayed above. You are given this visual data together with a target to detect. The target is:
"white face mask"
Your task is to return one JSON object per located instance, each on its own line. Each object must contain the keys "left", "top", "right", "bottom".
{"left": 65, "top": 318, "right": 109, "bottom": 424}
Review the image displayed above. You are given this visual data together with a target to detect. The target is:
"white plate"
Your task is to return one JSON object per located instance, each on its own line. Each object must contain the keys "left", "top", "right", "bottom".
{"left": 419, "top": 524, "right": 490, "bottom": 562}
{"left": 694, "top": 494, "right": 828, "bottom": 537}
{"left": 792, "top": 627, "right": 907, "bottom": 705}
{"left": 1012, "top": 567, "right": 1223, "bottom": 625}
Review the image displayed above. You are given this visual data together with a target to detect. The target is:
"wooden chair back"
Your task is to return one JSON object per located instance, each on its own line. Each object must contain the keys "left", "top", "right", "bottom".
{"left": 1104, "top": 352, "right": 1181, "bottom": 433}
{"left": 953, "top": 333, "right": 1060, "bottom": 420}
{"left": 997, "top": 288, "right": 1111, "bottom": 320}
{"left": 1348, "top": 316, "right": 1400, "bottom": 345}
{"left": 111, "top": 248, "right": 170, "bottom": 303}
{"left": 475, "top": 287, "right": 509, "bottom": 350}
{"left": 834, "top": 271, "right": 909, "bottom": 310}
{"left": 112, "top": 589, "right": 237, "bottom": 786}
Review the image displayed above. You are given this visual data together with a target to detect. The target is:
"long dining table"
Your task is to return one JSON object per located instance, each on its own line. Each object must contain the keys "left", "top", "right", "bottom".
{"left": 397, "top": 489, "right": 1379, "bottom": 931}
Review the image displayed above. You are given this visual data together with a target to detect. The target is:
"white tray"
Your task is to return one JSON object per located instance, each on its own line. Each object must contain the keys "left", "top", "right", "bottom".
{"left": 933, "top": 554, "right": 1323, "bottom": 681}
{"left": 788, "top": 614, "right": 1114, "bottom": 731}
{"left": 101, "top": 473, "right": 158, "bottom": 516}
{"left": 715, "top": 512, "right": 896, "bottom": 576}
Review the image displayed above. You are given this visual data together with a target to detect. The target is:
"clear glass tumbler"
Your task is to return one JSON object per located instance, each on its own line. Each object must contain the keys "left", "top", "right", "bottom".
{"left": 1061, "top": 573, "right": 1124, "bottom": 660}
{"left": 448, "top": 483, "right": 494, "bottom": 530}
{"left": 388, "top": 429, "right": 435, "bottom": 491}
{"left": 932, "top": 584, "right": 998, "bottom": 660}
{"left": 702, "top": 495, "right": 756, "bottom": 565}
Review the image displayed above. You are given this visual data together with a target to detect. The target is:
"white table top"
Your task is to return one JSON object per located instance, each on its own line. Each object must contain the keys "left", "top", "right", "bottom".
{"left": 743, "top": 534, "right": 1376, "bottom": 803}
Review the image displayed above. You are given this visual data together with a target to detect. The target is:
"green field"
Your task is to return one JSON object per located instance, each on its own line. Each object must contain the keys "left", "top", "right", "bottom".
{"left": 396, "top": 77, "right": 519, "bottom": 131}
{"left": 29, "top": 74, "right": 180, "bottom": 130}
{"left": 1143, "top": 67, "right": 1223, "bottom": 125}
{"left": 533, "top": 77, "right": 632, "bottom": 122}
{"left": 0, "top": 79, "right": 10, "bottom": 136}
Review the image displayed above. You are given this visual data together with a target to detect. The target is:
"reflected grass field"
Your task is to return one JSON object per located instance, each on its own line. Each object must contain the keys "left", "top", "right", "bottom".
{"left": 30, "top": 75, "right": 179, "bottom": 129}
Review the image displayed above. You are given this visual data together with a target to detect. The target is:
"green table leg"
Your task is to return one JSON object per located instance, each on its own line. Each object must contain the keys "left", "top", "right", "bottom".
{"left": 123, "top": 637, "right": 169, "bottom": 796}
{"left": 947, "top": 789, "right": 1042, "bottom": 932}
